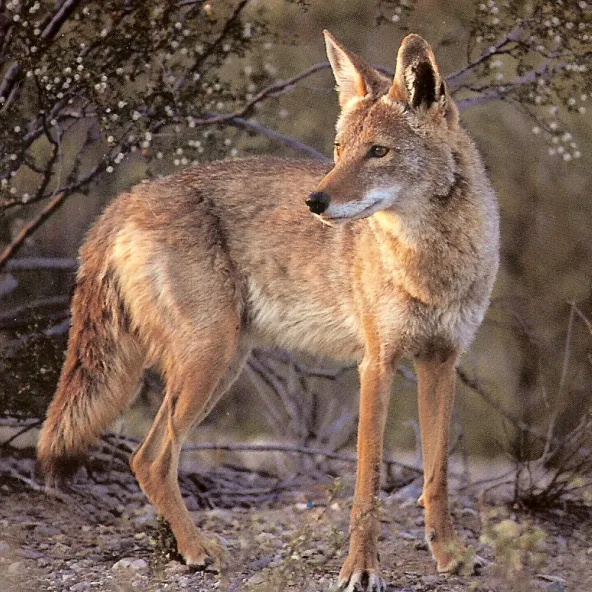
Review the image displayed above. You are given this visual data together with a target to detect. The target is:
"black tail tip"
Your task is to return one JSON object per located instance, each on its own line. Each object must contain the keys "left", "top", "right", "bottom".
{"left": 36, "top": 452, "right": 85, "bottom": 486}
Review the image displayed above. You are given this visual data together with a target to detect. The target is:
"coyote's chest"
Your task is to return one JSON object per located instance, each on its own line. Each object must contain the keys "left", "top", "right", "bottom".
{"left": 397, "top": 294, "right": 487, "bottom": 356}
{"left": 245, "top": 274, "right": 483, "bottom": 361}
{"left": 245, "top": 278, "right": 365, "bottom": 361}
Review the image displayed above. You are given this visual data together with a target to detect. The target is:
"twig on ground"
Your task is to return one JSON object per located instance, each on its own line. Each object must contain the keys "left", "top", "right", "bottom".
{"left": 0, "top": 419, "right": 43, "bottom": 448}
{"left": 181, "top": 441, "right": 423, "bottom": 475}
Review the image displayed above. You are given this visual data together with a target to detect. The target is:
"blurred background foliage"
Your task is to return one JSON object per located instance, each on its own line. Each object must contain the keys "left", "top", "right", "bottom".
{"left": 1, "top": 0, "right": 591, "bottom": 482}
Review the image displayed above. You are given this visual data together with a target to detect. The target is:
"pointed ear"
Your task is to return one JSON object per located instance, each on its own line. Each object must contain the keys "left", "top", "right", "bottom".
{"left": 323, "top": 30, "right": 389, "bottom": 108}
{"left": 389, "top": 34, "right": 448, "bottom": 112}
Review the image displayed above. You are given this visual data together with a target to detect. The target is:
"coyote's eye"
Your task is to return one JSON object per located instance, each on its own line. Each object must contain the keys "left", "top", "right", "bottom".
{"left": 368, "top": 145, "right": 389, "bottom": 158}
{"left": 333, "top": 142, "right": 342, "bottom": 158}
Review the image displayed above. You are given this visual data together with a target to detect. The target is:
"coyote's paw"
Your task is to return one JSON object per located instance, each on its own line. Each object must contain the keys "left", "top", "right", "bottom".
{"left": 334, "top": 567, "right": 386, "bottom": 592}
{"left": 428, "top": 534, "right": 472, "bottom": 575}
{"left": 181, "top": 538, "right": 223, "bottom": 572}
{"left": 437, "top": 549, "right": 487, "bottom": 576}
{"left": 436, "top": 552, "right": 463, "bottom": 574}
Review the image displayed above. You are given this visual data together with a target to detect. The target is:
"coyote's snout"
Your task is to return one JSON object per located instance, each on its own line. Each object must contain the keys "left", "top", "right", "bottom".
{"left": 38, "top": 29, "right": 499, "bottom": 592}
{"left": 305, "top": 190, "right": 331, "bottom": 215}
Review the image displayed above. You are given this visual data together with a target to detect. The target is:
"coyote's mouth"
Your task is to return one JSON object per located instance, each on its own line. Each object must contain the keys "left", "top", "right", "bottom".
{"left": 321, "top": 199, "right": 382, "bottom": 223}
{"left": 319, "top": 185, "right": 402, "bottom": 224}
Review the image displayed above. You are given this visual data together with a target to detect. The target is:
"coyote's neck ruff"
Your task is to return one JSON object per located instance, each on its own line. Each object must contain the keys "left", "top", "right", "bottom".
{"left": 38, "top": 31, "right": 499, "bottom": 592}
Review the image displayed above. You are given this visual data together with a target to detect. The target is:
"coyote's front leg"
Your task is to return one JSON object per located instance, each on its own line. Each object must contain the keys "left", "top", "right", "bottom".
{"left": 337, "top": 350, "right": 399, "bottom": 592}
{"left": 414, "top": 350, "right": 465, "bottom": 573}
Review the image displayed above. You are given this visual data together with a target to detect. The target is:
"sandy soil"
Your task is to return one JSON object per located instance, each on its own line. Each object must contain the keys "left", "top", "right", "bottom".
{"left": 1, "top": 449, "right": 591, "bottom": 592}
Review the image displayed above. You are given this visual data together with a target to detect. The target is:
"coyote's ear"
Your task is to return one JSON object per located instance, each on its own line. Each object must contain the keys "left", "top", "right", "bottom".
{"left": 389, "top": 34, "right": 451, "bottom": 115}
{"left": 324, "top": 30, "right": 388, "bottom": 108}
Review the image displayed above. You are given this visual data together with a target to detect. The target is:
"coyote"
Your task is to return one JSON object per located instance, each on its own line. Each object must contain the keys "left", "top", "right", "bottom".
{"left": 38, "top": 31, "right": 499, "bottom": 591}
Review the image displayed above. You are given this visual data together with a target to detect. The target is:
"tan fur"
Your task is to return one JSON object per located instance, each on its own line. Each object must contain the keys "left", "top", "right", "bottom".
{"left": 37, "top": 31, "right": 499, "bottom": 591}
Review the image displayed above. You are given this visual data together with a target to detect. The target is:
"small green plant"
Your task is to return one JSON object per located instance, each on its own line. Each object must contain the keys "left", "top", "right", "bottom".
{"left": 480, "top": 509, "right": 546, "bottom": 591}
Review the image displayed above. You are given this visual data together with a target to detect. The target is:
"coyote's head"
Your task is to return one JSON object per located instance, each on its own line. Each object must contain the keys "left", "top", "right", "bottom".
{"left": 307, "top": 31, "right": 460, "bottom": 224}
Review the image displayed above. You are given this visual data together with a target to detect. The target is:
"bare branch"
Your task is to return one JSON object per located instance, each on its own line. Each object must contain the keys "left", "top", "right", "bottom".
{"left": 0, "top": 420, "right": 43, "bottom": 448}
{"left": 456, "top": 367, "right": 549, "bottom": 443}
{"left": 40, "top": 0, "right": 84, "bottom": 41}
{"left": 1, "top": 130, "right": 60, "bottom": 210}
{"left": 0, "top": 294, "right": 68, "bottom": 321}
{"left": 224, "top": 116, "right": 330, "bottom": 161}
{"left": 175, "top": 0, "right": 251, "bottom": 91}
{"left": 254, "top": 347, "right": 355, "bottom": 379}
{"left": 0, "top": 63, "right": 19, "bottom": 100}
{"left": 571, "top": 300, "right": 592, "bottom": 337}
{"left": 0, "top": 192, "right": 69, "bottom": 273}
{"left": 190, "top": 62, "right": 330, "bottom": 127}
{"left": 0, "top": 274, "right": 18, "bottom": 299}
{"left": 181, "top": 441, "right": 423, "bottom": 475}
{"left": 0, "top": 1, "right": 84, "bottom": 109}
{"left": 455, "top": 60, "right": 566, "bottom": 110}
{"left": 447, "top": 26, "right": 525, "bottom": 86}
{"left": 4, "top": 257, "right": 77, "bottom": 271}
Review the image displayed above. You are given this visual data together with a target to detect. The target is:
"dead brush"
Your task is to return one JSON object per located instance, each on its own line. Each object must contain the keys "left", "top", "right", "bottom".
{"left": 460, "top": 300, "right": 592, "bottom": 510}
{"left": 510, "top": 301, "right": 592, "bottom": 509}
{"left": 509, "top": 409, "right": 592, "bottom": 510}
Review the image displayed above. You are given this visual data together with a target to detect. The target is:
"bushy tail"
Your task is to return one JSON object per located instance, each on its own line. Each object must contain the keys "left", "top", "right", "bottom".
{"left": 37, "top": 250, "right": 144, "bottom": 482}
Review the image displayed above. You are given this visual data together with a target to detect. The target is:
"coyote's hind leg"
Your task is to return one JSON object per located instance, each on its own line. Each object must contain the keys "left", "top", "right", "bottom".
{"left": 130, "top": 327, "right": 249, "bottom": 569}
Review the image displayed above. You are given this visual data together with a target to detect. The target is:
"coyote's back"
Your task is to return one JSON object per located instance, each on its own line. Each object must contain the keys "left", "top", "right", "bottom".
{"left": 38, "top": 30, "right": 498, "bottom": 592}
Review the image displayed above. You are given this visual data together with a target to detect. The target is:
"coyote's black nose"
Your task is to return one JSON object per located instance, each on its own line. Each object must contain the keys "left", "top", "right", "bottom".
{"left": 306, "top": 191, "right": 330, "bottom": 215}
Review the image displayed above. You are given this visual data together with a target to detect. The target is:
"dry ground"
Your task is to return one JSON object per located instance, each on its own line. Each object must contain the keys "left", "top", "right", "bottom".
{"left": 1, "top": 449, "right": 591, "bottom": 592}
